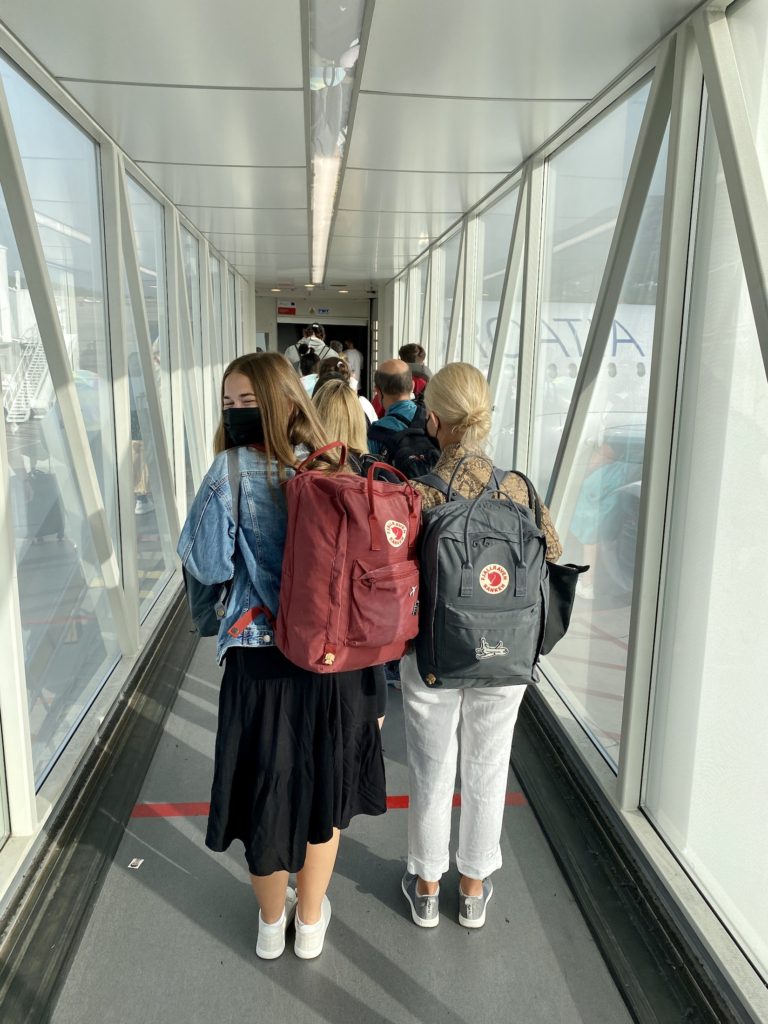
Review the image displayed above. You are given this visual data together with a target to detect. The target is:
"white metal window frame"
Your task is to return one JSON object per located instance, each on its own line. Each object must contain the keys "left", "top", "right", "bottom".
{"left": 383, "top": 2, "right": 768, "bottom": 1012}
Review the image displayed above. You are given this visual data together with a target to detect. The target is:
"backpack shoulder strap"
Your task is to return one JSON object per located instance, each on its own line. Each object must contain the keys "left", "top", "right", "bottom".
{"left": 389, "top": 412, "right": 413, "bottom": 427}
{"left": 417, "top": 472, "right": 450, "bottom": 497}
{"left": 367, "top": 421, "right": 393, "bottom": 443}
{"left": 502, "top": 468, "right": 542, "bottom": 527}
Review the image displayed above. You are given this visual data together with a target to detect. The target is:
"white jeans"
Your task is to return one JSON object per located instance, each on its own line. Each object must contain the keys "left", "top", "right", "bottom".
{"left": 400, "top": 650, "right": 526, "bottom": 882}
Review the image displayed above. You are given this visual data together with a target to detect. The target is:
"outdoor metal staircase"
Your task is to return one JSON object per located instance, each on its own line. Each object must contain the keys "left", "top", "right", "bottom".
{"left": 3, "top": 331, "right": 50, "bottom": 423}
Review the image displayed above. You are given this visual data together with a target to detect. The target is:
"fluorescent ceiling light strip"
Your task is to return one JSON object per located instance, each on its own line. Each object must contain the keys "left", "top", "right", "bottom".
{"left": 308, "top": 0, "right": 367, "bottom": 284}
{"left": 312, "top": 154, "right": 341, "bottom": 282}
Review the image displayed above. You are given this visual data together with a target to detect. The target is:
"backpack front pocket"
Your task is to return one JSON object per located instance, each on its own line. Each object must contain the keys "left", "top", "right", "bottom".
{"left": 346, "top": 559, "right": 420, "bottom": 647}
{"left": 436, "top": 605, "right": 539, "bottom": 681}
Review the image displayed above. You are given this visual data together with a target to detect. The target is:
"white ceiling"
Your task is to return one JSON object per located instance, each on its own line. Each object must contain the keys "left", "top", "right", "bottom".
{"left": 0, "top": 0, "right": 703, "bottom": 292}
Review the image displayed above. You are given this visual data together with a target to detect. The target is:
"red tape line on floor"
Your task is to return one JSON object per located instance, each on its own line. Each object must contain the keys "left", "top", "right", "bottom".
{"left": 131, "top": 792, "right": 527, "bottom": 818}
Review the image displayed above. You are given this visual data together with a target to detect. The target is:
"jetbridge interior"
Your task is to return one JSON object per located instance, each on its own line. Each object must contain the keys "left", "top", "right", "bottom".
{"left": 0, "top": 2, "right": 767, "bottom": 1021}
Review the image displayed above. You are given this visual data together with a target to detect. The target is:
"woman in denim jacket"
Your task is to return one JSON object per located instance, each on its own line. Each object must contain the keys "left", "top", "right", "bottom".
{"left": 178, "top": 353, "right": 386, "bottom": 960}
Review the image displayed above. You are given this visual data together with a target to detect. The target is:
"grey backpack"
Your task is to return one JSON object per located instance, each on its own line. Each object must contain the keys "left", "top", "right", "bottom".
{"left": 415, "top": 459, "right": 548, "bottom": 689}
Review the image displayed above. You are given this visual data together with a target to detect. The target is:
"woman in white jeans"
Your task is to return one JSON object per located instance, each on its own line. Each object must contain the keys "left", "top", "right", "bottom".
{"left": 402, "top": 362, "right": 562, "bottom": 929}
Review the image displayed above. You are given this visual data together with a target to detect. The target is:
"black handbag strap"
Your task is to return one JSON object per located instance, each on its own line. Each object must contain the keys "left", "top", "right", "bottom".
{"left": 510, "top": 469, "right": 542, "bottom": 528}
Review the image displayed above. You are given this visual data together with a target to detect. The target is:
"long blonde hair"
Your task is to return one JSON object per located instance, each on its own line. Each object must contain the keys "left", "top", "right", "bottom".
{"left": 312, "top": 378, "right": 368, "bottom": 455}
{"left": 214, "top": 352, "right": 332, "bottom": 479}
{"left": 424, "top": 362, "right": 492, "bottom": 451}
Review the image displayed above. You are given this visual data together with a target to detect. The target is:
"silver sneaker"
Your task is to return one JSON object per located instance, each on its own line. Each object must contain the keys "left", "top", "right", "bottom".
{"left": 401, "top": 871, "right": 439, "bottom": 928}
{"left": 459, "top": 878, "right": 493, "bottom": 929}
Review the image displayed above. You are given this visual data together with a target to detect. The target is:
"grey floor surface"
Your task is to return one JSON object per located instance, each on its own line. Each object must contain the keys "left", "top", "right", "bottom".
{"left": 51, "top": 638, "right": 632, "bottom": 1024}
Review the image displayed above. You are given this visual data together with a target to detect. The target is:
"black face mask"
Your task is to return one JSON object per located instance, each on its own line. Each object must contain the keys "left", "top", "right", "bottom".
{"left": 223, "top": 407, "right": 265, "bottom": 447}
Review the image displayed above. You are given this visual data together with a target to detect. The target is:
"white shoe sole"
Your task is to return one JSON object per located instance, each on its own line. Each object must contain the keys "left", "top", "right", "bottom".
{"left": 294, "top": 898, "right": 331, "bottom": 959}
{"left": 402, "top": 876, "right": 439, "bottom": 928}
{"left": 256, "top": 938, "right": 286, "bottom": 960}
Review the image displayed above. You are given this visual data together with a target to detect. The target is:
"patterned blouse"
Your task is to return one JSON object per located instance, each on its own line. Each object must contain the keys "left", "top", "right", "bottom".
{"left": 412, "top": 443, "right": 563, "bottom": 562}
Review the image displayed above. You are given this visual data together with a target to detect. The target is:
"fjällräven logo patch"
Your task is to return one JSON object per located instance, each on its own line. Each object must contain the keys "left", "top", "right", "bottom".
{"left": 479, "top": 563, "right": 509, "bottom": 595}
{"left": 385, "top": 520, "right": 407, "bottom": 548}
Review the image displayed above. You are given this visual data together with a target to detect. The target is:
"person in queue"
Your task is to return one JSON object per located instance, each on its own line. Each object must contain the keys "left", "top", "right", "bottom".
{"left": 343, "top": 338, "right": 364, "bottom": 391}
{"left": 371, "top": 352, "right": 424, "bottom": 418}
{"left": 315, "top": 356, "right": 378, "bottom": 424}
{"left": 312, "top": 377, "right": 388, "bottom": 726}
{"left": 399, "top": 343, "right": 432, "bottom": 385}
{"left": 177, "top": 352, "right": 386, "bottom": 961}
{"left": 399, "top": 361, "right": 562, "bottom": 930}
{"left": 284, "top": 323, "right": 332, "bottom": 370}
{"left": 298, "top": 343, "right": 320, "bottom": 393}
{"left": 369, "top": 359, "right": 418, "bottom": 454}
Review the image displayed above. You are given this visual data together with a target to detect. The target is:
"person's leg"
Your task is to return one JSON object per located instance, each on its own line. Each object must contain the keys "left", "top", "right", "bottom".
{"left": 400, "top": 650, "right": 461, "bottom": 895}
{"left": 250, "top": 870, "right": 291, "bottom": 924}
{"left": 456, "top": 685, "right": 527, "bottom": 896}
{"left": 295, "top": 828, "right": 340, "bottom": 925}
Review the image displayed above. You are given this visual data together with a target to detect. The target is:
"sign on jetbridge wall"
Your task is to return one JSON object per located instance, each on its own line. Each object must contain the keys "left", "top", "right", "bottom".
{"left": 274, "top": 297, "right": 370, "bottom": 319}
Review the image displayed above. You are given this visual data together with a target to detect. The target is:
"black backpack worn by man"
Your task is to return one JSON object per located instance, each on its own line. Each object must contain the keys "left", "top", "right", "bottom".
{"left": 368, "top": 358, "right": 439, "bottom": 480}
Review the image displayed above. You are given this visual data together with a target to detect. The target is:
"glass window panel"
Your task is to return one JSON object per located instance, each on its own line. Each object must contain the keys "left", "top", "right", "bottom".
{"left": 206, "top": 254, "right": 223, "bottom": 431}
{"left": 406, "top": 262, "right": 425, "bottom": 347}
{"left": 644, "top": 112, "right": 768, "bottom": 984}
{"left": 180, "top": 228, "right": 207, "bottom": 461}
{"left": 126, "top": 178, "right": 171, "bottom": 455}
{"left": 489, "top": 267, "right": 524, "bottom": 468}
{"left": 123, "top": 273, "right": 176, "bottom": 621}
{"left": 436, "top": 230, "right": 462, "bottom": 368}
{"left": 530, "top": 81, "right": 652, "bottom": 495}
{"left": 473, "top": 187, "right": 519, "bottom": 375}
{"left": 417, "top": 260, "right": 428, "bottom": 336}
{"left": 180, "top": 226, "right": 203, "bottom": 376}
{"left": 540, "top": 124, "right": 667, "bottom": 766}
{"left": 398, "top": 273, "right": 408, "bottom": 349}
{"left": 729, "top": 0, "right": 768, "bottom": 167}
{"left": 0, "top": 59, "right": 122, "bottom": 784}
{"left": 0, "top": 719, "right": 9, "bottom": 848}
{"left": 210, "top": 254, "right": 223, "bottom": 369}
{"left": 0, "top": 56, "right": 119, "bottom": 554}
{"left": 183, "top": 429, "right": 196, "bottom": 511}
{"left": 228, "top": 268, "right": 237, "bottom": 359}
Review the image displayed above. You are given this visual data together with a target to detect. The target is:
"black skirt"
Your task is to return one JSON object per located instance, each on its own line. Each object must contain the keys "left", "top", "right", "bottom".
{"left": 205, "top": 646, "right": 387, "bottom": 875}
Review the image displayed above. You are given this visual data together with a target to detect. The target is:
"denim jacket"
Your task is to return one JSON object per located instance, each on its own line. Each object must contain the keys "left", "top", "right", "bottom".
{"left": 177, "top": 446, "right": 294, "bottom": 663}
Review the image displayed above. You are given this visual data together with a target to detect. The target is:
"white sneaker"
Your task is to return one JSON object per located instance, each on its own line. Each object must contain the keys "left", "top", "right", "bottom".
{"left": 256, "top": 886, "right": 297, "bottom": 960}
{"left": 134, "top": 494, "right": 154, "bottom": 516}
{"left": 294, "top": 896, "right": 331, "bottom": 960}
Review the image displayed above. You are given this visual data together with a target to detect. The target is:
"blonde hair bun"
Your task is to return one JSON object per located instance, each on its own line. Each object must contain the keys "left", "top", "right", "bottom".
{"left": 424, "top": 362, "right": 492, "bottom": 449}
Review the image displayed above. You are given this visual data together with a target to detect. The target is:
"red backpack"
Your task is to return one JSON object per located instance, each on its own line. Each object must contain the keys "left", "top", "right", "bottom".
{"left": 276, "top": 443, "right": 422, "bottom": 673}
